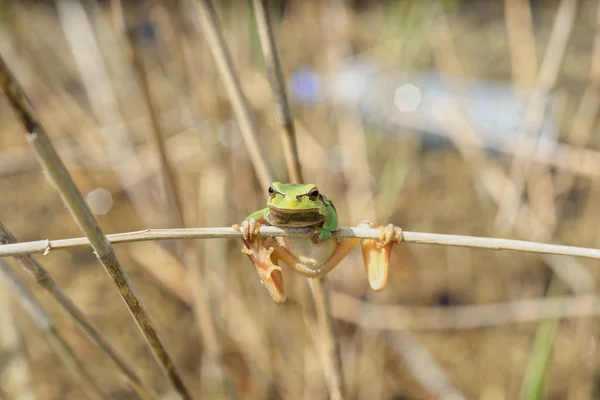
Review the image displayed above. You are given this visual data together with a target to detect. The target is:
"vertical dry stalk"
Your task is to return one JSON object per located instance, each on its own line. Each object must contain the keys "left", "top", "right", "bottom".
{"left": 430, "top": 17, "right": 595, "bottom": 397}
{"left": 56, "top": 0, "right": 161, "bottom": 227}
{"left": 252, "top": 0, "right": 303, "bottom": 183}
{"left": 122, "top": 7, "right": 186, "bottom": 228}
{"left": 504, "top": 0, "right": 538, "bottom": 87}
{"left": 555, "top": 0, "right": 600, "bottom": 194}
{"left": 496, "top": 0, "right": 578, "bottom": 231}
{"left": 387, "top": 332, "right": 467, "bottom": 400}
{"left": 0, "top": 261, "right": 106, "bottom": 400}
{"left": 0, "top": 56, "right": 193, "bottom": 400}
{"left": 0, "top": 273, "right": 36, "bottom": 400}
{"left": 308, "top": 279, "right": 346, "bottom": 400}
{"left": 429, "top": 13, "right": 589, "bottom": 397}
{"left": 554, "top": 2, "right": 600, "bottom": 394}
{"left": 0, "top": 221, "right": 157, "bottom": 400}
{"left": 192, "top": 0, "right": 274, "bottom": 189}
{"left": 252, "top": 1, "right": 346, "bottom": 398}
{"left": 160, "top": 5, "right": 250, "bottom": 396}
{"left": 430, "top": 16, "right": 594, "bottom": 292}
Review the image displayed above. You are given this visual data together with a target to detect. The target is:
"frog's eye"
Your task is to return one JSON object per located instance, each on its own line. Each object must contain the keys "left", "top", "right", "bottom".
{"left": 268, "top": 186, "right": 276, "bottom": 198}
{"left": 308, "top": 188, "right": 319, "bottom": 201}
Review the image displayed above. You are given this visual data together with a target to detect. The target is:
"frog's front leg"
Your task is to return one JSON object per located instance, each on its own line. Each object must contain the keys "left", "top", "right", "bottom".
{"left": 239, "top": 208, "right": 287, "bottom": 303}
{"left": 359, "top": 221, "right": 403, "bottom": 291}
{"left": 240, "top": 208, "right": 269, "bottom": 242}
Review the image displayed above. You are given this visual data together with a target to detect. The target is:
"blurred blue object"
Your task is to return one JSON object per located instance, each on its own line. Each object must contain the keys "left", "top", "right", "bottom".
{"left": 291, "top": 57, "right": 559, "bottom": 156}
{"left": 290, "top": 68, "right": 323, "bottom": 105}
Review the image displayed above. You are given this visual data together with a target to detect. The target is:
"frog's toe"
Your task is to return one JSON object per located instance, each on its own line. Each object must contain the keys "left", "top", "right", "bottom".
{"left": 241, "top": 219, "right": 261, "bottom": 242}
{"left": 311, "top": 227, "right": 332, "bottom": 244}
{"left": 311, "top": 230, "right": 322, "bottom": 244}
{"left": 262, "top": 267, "right": 286, "bottom": 304}
{"left": 377, "top": 224, "right": 402, "bottom": 248}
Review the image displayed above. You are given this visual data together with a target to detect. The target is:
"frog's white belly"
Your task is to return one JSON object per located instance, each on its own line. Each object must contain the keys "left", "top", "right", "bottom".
{"left": 271, "top": 236, "right": 338, "bottom": 270}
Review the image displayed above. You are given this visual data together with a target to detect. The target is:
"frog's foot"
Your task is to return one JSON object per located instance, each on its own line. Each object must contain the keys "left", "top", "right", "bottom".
{"left": 311, "top": 227, "right": 333, "bottom": 244}
{"left": 241, "top": 238, "right": 286, "bottom": 304}
{"left": 240, "top": 219, "right": 262, "bottom": 242}
{"left": 358, "top": 221, "right": 403, "bottom": 291}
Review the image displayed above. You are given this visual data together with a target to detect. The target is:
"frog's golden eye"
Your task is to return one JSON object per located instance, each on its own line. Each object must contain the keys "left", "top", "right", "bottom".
{"left": 268, "top": 186, "right": 276, "bottom": 198}
{"left": 308, "top": 188, "right": 319, "bottom": 201}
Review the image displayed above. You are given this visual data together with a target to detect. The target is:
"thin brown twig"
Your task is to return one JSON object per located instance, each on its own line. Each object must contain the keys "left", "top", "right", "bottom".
{"left": 2, "top": 225, "right": 600, "bottom": 262}
{"left": 0, "top": 261, "right": 106, "bottom": 400}
{"left": 0, "top": 222, "right": 158, "bottom": 400}
{"left": 0, "top": 55, "right": 193, "bottom": 400}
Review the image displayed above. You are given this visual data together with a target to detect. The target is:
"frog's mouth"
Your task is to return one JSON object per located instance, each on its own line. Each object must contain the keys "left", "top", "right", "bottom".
{"left": 266, "top": 206, "right": 325, "bottom": 227}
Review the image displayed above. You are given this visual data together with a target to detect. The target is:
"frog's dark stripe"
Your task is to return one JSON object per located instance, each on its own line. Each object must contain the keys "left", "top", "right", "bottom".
{"left": 266, "top": 206, "right": 325, "bottom": 227}
{"left": 319, "top": 194, "right": 334, "bottom": 209}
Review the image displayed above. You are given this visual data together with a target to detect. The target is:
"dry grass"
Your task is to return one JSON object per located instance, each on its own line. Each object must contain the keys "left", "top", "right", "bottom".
{"left": 2, "top": 0, "right": 600, "bottom": 399}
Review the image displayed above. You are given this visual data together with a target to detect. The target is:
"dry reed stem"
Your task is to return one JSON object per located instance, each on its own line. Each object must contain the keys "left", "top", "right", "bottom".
{"left": 0, "top": 261, "right": 106, "bottom": 400}
{"left": 252, "top": 0, "right": 303, "bottom": 183}
{"left": 428, "top": 20, "right": 582, "bottom": 392}
{"left": 81, "top": 250, "right": 600, "bottom": 332}
{"left": 387, "top": 332, "right": 467, "bottom": 400}
{"left": 554, "top": 0, "right": 600, "bottom": 199}
{"left": 4, "top": 226, "right": 600, "bottom": 260}
{"left": 504, "top": 0, "right": 538, "bottom": 86}
{"left": 0, "top": 55, "right": 193, "bottom": 400}
{"left": 251, "top": 1, "right": 346, "bottom": 397}
{"left": 0, "top": 272, "right": 36, "bottom": 400}
{"left": 429, "top": 11, "right": 595, "bottom": 294}
{"left": 560, "top": 3, "right": 600, "bottom": 395}
{"left": 56, "top": 0, "right": 160, "bottom": 227}
{"left": 496, "top": 0, "right": 579, "bottom": 231}
{"left": 192, "top": 0, "right": 274, "bottom": 188}
{"left": 123, "top": 7, "right": 186, "bottom": 228}
{"left": 162, "top": 1, "right": 273, "bottom": 395}
{"left": 123, "top": 7, "right": 238, "bottom": 393}
{"left": 0, "top": 221, "right": 158, "bottom": 400}
{"left": 195, "top": 166, "right": 247, "bottom": 397}
{"left": 430, "top": 11, "right": 592, "bottom": 396}
{"left": 331, "top": 291, "right": 600, "bottom": 331}
{"left": 387, "top": 110, "right": 600, "bottom": 179}
{"left": 307, "top": 280, "right": 345, "bottom": 400}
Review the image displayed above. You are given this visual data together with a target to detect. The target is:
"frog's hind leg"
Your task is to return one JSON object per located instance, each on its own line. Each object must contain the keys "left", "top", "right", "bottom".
{"left": 359, "top": 221, "right": 403, "bottom": 291}
{"left": 274, "top": 238, "right": 361, "bottom": 278}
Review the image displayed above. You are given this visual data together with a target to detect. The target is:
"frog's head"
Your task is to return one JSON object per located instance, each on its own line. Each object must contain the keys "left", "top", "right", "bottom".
{"left": 266, "top": 182, "right": 327, "bottom": 227}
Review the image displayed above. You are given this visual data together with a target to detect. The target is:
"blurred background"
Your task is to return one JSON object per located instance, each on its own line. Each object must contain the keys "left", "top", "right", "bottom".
{"left": 2, "top": 0, "right": 600, "bottom": 398}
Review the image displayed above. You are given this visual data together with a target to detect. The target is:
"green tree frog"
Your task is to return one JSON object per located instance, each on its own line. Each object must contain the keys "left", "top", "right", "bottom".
{"left": 237, "top": 182, "right": 401, "bottom": 304}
